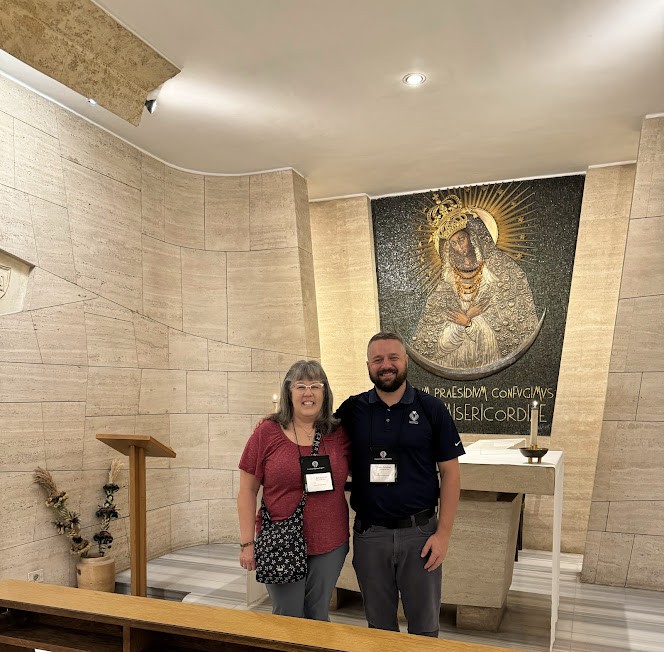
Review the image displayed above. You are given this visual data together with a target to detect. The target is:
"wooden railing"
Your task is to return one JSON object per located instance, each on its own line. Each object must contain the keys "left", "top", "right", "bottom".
{"left": 0, "top": 580, "right": 525, "bottom": 652}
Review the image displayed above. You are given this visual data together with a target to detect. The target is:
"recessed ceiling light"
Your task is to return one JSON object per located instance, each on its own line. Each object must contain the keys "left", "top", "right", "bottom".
{"left": 402, "top": 73, "right": 426, "bottom": 86}
{"left": 87, "top": 98, "right": 97, "bottom": 105}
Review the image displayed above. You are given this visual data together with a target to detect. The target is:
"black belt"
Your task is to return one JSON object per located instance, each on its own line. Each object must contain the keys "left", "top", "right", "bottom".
{"left": 360, "top": 507, "right": 436, "bottom": 530}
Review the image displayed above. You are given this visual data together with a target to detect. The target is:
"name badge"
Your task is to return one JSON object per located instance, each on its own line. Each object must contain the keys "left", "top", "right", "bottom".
{"left": 300, "top": 455, "right": 334, "bottom": 493}
{"left": 369, "top": 447, "right": 398, "bottom": 483}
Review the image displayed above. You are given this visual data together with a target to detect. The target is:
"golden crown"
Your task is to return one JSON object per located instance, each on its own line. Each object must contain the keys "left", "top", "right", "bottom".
{"left": 427, "top": 193, "right": 468, "bottom": 241}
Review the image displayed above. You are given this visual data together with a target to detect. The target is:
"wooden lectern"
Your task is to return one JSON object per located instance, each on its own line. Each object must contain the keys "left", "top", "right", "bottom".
{"left": 96, "top": 434, "right": 176, "bottom": 597}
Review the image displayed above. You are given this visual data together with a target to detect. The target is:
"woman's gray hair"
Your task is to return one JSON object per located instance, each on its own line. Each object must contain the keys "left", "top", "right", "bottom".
{"left": 268, "top": 360, "right": 339, "bottom": 435}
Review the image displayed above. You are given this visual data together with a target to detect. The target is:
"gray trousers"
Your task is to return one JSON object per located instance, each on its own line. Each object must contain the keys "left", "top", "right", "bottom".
{"left": 266, "top": 541, "right": 349, "bottom": 621}
{"left": 352, "top": 515, "right": 441, "bottom": 636}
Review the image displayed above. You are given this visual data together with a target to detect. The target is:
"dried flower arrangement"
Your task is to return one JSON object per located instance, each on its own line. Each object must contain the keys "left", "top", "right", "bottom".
{"left": 33, "top": 459, "right": 123, "bottom": 558}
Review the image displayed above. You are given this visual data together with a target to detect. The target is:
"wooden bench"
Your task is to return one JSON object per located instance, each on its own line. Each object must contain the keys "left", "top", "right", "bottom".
{"left": 0, "top": 580, "right": 525, "bottom": 652}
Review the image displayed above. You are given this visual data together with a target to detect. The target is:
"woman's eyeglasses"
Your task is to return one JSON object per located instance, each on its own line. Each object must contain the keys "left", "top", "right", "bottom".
{"left": 292, "top": 382, "right": 325, "bottom": 392}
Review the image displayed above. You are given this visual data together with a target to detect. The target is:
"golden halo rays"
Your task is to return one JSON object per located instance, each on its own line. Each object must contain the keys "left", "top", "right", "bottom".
{"left": 411, "top": 182, "right": 535, "bottom": 296}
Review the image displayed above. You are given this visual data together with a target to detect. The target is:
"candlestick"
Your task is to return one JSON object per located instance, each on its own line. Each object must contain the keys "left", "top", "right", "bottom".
{"left": 529, "top": 400, "right": 539, "bottom": 448}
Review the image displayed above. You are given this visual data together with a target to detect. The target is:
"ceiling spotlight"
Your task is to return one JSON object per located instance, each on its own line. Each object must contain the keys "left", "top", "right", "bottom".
{"left": 144, "top": 99, "right": 157, "bottom": 114}
{"left": 402, "top": 73, "right": 426, "bottom": 87}
{"left": 87, "top": 98, "right": 97, "bottom": 105}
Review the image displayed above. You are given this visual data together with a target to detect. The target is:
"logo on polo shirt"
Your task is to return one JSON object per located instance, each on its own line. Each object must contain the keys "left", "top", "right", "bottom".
{"left": 409, "top": 410, "right": 419, "bottom": 424}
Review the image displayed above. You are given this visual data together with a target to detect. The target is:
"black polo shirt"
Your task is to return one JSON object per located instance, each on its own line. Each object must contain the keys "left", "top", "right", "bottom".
{"left": 337, "top": 382, "right": 464, "bottom": 522}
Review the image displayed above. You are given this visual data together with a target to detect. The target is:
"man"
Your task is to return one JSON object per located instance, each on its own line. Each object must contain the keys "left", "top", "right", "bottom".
{"left": 336, "top": 332, "right": 464, "bottom": 636}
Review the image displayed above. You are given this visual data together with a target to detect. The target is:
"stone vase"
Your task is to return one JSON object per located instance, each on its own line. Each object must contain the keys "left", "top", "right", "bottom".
{"left": 76, "top": 555, "right": 116, "bottom": 592}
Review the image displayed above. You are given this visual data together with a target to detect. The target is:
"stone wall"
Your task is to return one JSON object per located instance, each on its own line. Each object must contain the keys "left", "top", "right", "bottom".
{"left": 0, "top": 75, "right": 317, "bottom": 585}
{"left": 582, "top": 116, "right": 664, "bottom": 589}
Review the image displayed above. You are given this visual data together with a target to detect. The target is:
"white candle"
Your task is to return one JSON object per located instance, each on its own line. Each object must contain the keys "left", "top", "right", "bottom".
{"left": 530, "top": 401, "right": 539, "bottom": 448}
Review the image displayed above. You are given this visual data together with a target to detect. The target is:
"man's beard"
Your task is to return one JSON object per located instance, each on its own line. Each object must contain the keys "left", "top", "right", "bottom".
{"left": 369, "top": 364, "right": 408, "bottom": 392}
{"left": 449, "top": 247, "right": 479, "bottom": 272}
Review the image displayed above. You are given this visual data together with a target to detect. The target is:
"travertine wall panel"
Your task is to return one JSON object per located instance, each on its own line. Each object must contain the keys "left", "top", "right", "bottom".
{"left": 190, "top": 469, "right": 233, "bottom": 501}
{"left": 251, "top": 349, "right": 300, "bottom": 372}
{"left": 31, "top": 303, "right": 87, "bottom": 366}
{"left": 135, "top": 414, "right": 171, "bottom": 469}
{"left": 63, "top": 160, "right": 142, "bottom": 311}
{"left": 0, "top": 75, "right": 320, "bottom": 582}
{"left": 209, "top": 414, "right": 254, "bottom": 469}
{"left": 204, "top": 176, "right": 250, "bottom": 251}
{"left": 146, "top": 507, "right": 171, "bottom": 559}
{"left": 0, "top": 312, "right": 41, "bottom": 363}
{"left": 25, "top": 267, "right": 95, "bottom": 311}
{"left": 636, "top": 372, "right": 664, "bottom": 421}
{"left": 0, "top": 183, "right": 38, "bottom": 265}
{"left": 0, "top": 473, "right": 37, "bottom": 551}
{"left": 0, "top": 363, "right": 87, "bottom": 402}
{"left": 595, "top": 532, "right": 633, "bottom": 586}
{"left": 86, "top": 367, "right": 141, "bottom": 417}
{"left": 0, "top": 75, "right": 58, "bottom": 135}
{"left": 630, "top": 116, "right": 664, "bottom": 219}
{"left": 186, "top": 371, "right": 228, "bottom": 413}
{"left": 83, "top": 297, "right": 134, "bottom": 323}
{"left": 82, "top": 415, "right": 135, "bottom": 470}
{"left": 227, "top": 248, "right": 308, "bottom": 353}
{"left": 169, "top": 414, "right": 209, "bottom": 468}
{"left": 28, "top": 196, "right": 76, "bottom": 282}
{"left": 584, "top": 116, "right": 664, "bottom": 590}
{"left": 142, "top": 235, "right": 182, "bottom": 329}
{"left": 310, "top": 196, "right": 380, "bottom": 404}
{"left": 208, "top": 341, "right": 252, "bottom": 371}
{"left": 0, "top": 110, "right": 14, "bottom": 188}
{"left": 227, "top": 372, "right": 281, "bottom": 414}
{"left": 181, "top": 248, "right": 227, "bottom": 342}
{"left": 603, "top": 372, "right": 641, "bottom": 421}
{"left": 84, "top": 312, "right": 138, "bottom": 367}
{"left": 171, "top": 500, "right": 208, "bottom": 549}
{"left": 133, "top": 314, "right": 169, "bottom": 369}
{"left": 146, "top": 469, "right": 189, "bottom": 511}
{"left": 249, "top": 170, "right": 298, "bottom": 250}
{"left": 169, "top": 329, "right": 208, "bottom": 370}
{"left": 209, "top": 498, "right": 240, "bottom": 542}
{"left": 14, "top": 119, "right": 66, "bottom": 206}
{"left": 532, "top": 164, "right": 636, "bottom": 552}
{"left": 56, "top": 109, "right": 141, "bottom": 189}
{"left": 620, "top": 216, "right": 664, "bottom": 298}
{"left": 141, "top": 154, "right": 165, "bottom": 240}
{"left": 42, "top": 402, "right": 86, "bottom": 470}
{"left": 626, "top": 535, "right": 664, "bottom": 589}
{"left": 165, "top": 168, "right": 204, "bottom": 249}
{"left": 0, "top": 403, "right": 45, "bottom": 471}
{"left": 138, "top": 369, "right": 187, "bottom": 415}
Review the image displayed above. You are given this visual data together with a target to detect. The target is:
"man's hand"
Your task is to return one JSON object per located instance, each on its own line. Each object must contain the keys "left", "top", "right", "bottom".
{"left": 421, "top": 531, "right": 451, "bottom": 571}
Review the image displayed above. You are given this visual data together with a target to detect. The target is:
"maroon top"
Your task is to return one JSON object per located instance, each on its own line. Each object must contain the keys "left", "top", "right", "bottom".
{"left": 239, "top": 419, "right": 350, "bottom": 556}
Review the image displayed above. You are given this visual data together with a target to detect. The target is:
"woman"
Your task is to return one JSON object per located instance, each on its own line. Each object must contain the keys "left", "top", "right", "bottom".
{"left": 237, "top": 360, "right": 350, "bottom": 621}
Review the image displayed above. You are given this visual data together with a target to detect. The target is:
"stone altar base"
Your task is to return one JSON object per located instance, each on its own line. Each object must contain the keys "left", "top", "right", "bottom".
{"left": 335, "top": 490, "right": 523, "bottom": 633}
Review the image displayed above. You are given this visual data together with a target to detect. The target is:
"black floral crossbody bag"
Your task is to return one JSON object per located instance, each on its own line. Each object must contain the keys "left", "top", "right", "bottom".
{"left": 254, "top": 430, "right": 322, "bottom": 584}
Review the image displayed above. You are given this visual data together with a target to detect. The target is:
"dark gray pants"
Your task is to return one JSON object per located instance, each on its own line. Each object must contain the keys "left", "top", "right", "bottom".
{"left": 266, "top": 541, "right": 349, "bottom": 621}
{"left": 352, "top": 515, "right": 441, "bottom": 636}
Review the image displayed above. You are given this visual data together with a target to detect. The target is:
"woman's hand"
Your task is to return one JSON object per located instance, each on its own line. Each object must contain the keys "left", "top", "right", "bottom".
{"left": 240, "top": 544, "right": 256, "bottom": 571}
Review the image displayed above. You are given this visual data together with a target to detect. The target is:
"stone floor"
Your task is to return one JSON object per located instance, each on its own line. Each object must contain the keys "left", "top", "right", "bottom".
{"left": 113, "top": 544, "right": 664, "bottom": 652}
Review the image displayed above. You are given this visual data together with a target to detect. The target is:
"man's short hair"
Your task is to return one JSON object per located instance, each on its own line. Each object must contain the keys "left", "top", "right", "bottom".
{"left": 367, "top": 331, "right": 406, "bottom": 349}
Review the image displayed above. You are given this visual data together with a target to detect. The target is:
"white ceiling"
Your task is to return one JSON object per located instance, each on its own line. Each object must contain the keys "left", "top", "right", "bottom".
{"left": 2, "top": 0, "right": 663, "bottom": 199}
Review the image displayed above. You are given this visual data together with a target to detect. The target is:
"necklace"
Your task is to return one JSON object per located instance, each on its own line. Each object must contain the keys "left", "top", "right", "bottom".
{"left": 292, "top": 422, "right": 315, "bottom": 445}
{"left": 452, "top": 261, "right": 484, "bottom": 301}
